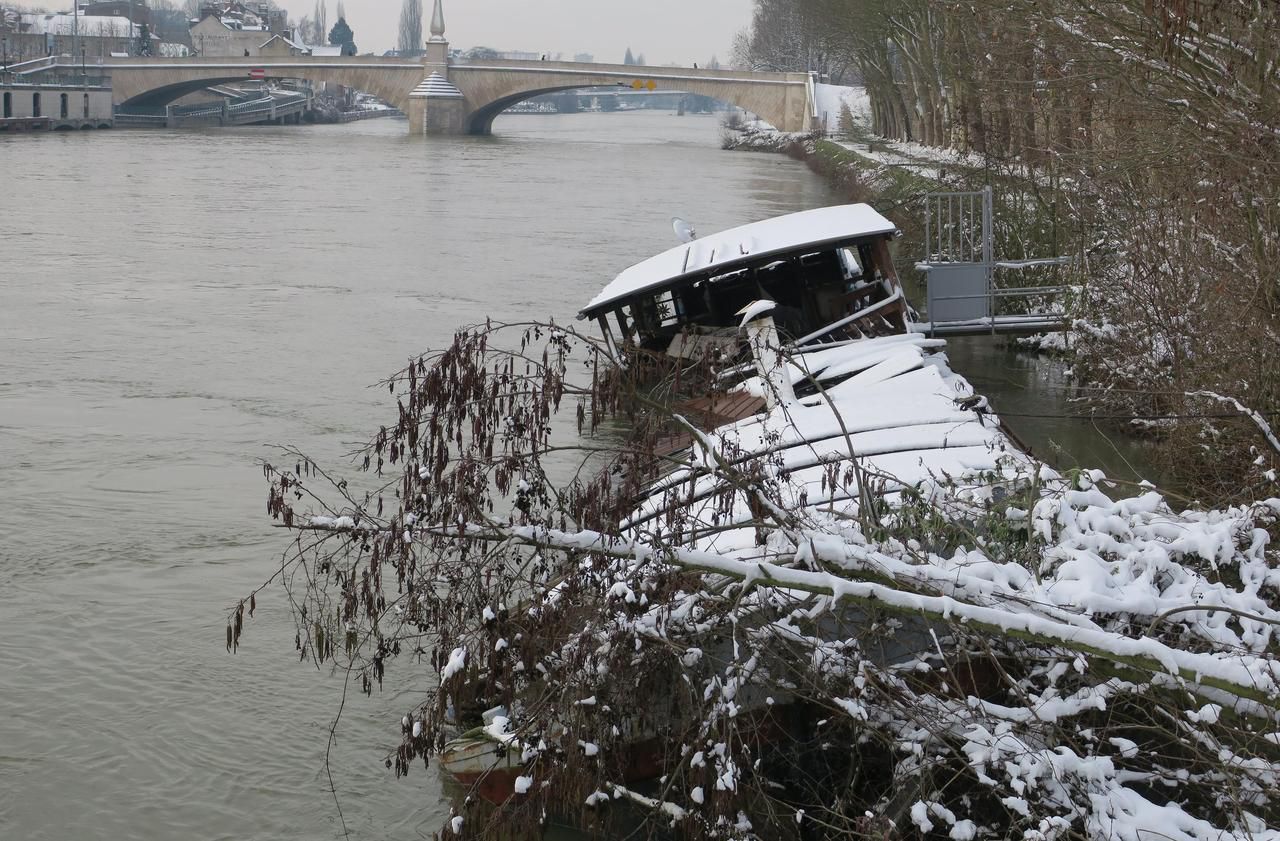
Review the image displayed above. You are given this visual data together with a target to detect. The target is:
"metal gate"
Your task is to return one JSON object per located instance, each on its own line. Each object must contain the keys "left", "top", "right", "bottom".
{"left": 916, "top": 187, "right": 1070, "bottom": 337}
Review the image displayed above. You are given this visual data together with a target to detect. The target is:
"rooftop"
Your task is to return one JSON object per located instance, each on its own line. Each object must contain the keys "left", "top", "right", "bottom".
{"left": 579, "top": 204, "right": 898, "bottom": 319}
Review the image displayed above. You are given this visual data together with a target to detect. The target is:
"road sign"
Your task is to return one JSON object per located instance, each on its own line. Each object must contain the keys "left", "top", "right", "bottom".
{"left": 249, "top": 68, "right": 265, "bottom": 79}
{"left": 631, "top": 79, "right": 643, "bottom": 90}
{"left": 646, "top": 79, "right": 656, "bottom": 91}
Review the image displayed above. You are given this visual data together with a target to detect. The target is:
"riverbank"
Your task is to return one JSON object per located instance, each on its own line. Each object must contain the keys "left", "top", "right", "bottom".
{"left": 733, "top": 80, "right": 1279, "bottom": 502}
{"left": 720, "top": 110, "right": 1177, "bottom": 489}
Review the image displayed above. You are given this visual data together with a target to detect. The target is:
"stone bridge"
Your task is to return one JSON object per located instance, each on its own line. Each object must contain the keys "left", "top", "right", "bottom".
{"left": 88, "top": 0, "right": 816, "bottom": 136}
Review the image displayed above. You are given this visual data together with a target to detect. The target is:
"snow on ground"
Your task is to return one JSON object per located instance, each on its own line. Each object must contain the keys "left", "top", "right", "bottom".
{"left": 813, "top": 82, "right": 868, "bottom": 133}
{"left": 518, "top": 334, "right": 1280, "bottom": 838}
{"left": 810, "top": 83, "right": 993, "bottom": 181}
{"left": 610, "top": 335, "right": 1280, "bottom": 706}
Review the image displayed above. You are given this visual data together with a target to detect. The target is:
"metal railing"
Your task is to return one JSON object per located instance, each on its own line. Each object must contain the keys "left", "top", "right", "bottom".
{"left": 924, "top": 187, "right": 991, "bottom": 265}
{"left": 916, "top": 188, "right": 1071, "bottom": 336}
{"left": 115, "top": 91, "right": 310, "bottom": 127}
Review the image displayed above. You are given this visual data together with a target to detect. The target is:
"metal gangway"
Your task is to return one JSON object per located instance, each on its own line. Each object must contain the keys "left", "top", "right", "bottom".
{"left": 114, "top": 91, "right": 311, "bottom": 128}
{"left": 912, "top": 187, "right": 1071, "bottom": 337}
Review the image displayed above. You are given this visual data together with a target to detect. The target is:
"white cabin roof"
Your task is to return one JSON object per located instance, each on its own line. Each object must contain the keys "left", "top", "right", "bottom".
{"left": 579, "top": 204, "right": 897, "bottom": 319}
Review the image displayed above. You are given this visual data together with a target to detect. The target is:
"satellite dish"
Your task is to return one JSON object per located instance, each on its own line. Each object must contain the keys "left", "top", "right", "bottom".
{"left": 671, "top": 217, "right": 697, "bottom": 244}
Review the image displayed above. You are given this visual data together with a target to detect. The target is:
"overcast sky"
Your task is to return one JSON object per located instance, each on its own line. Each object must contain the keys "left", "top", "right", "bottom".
{"left": 11, "top": 0, "right": 754, "bottom": 63}
{"left": 288, "top": 0, "right": 752, "bottom": 63}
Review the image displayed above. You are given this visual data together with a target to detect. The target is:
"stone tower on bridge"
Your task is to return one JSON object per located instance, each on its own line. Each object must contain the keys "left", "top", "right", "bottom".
{"left": 406, "top": 0, "right": 467, "bottom": 134}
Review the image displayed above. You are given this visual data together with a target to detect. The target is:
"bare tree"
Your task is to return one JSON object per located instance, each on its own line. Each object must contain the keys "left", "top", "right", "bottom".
{"left": 736, "top": 0, "right": 858, "bottom": 82}
{"left": 314, "top": 0, "right": 326, "bottom": 45}
{"left": 396, "top": 0, "right": 421, "bottom": 56}
{"left": 238, "top": 319, "right": 1280, "bottom": 841}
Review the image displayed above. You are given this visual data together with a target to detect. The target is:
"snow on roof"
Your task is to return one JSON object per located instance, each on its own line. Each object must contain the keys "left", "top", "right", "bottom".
{"left": 309, "top": 45, "right": 343, "bottom": 56}
{"left": 21, "top": 12, "right": 138, "bottom": 36}
{"left": 259, "top": 33, "right": 305, "bottom": 51}
{"left": 410, "top": 71, "right": 464, "bottom": 99}
{"left": 579, "top": 204, "right": 898, "bottom": 319}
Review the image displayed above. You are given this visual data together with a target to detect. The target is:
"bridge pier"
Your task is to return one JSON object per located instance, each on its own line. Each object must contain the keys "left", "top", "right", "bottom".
{"left": 406, "top": 5, "right": 468, "bottom": 136}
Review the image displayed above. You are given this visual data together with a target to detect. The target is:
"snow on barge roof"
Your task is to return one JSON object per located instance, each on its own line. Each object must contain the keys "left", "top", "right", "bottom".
{"left": 579, "top": 204, "right": 898, "bottom": 320}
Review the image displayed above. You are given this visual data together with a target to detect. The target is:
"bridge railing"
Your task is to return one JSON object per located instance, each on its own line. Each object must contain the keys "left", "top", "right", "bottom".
{"left": 115, "top": 105, "right": 168, "bottom": 117}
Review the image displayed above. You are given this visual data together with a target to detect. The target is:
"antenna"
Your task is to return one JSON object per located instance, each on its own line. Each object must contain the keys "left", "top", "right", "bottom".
{"left": 671, "top": 217, "right": 697, "bottom": 244}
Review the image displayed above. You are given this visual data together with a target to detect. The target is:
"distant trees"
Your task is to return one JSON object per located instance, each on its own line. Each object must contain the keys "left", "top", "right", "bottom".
{"left": 731, "top": 0, "right": 858, "bottom": 82}
{"left": 134, "top": 22, "right": 152, "bottom": 56}
{"left": 397, "top": 0, "right": 422, "bottom": 55}
{"left": 148, "top": 0, "right": 192, "bottom": 46}
{"left": 292, "top": 15, "right": 317, "bottom": 45}
{"left": 328, "top": 16, "right": 356, "bottom": 55}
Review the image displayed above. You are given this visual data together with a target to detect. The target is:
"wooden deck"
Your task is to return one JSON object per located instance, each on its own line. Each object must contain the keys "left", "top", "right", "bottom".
{"left": 653, "top": 392, "right": 767, "bottom": 460}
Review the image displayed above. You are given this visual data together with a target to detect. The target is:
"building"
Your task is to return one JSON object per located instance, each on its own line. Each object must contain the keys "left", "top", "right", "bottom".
{"left": 257, "top": 33, "right": 306, "bottom": 57}
{"left": 189, "top": 16, "right": 297, "bottom": 56}
{"left": 189, "top": 2, "right": 288, "bottom": 57}
{"left": 78, "top": 2, "right": 150, "bottom": 26}
{"left": 3, "top": 12, "right": 155, "bottom": 61}
{"left": 1, "top": 76, "right": 114, "bottom": 130}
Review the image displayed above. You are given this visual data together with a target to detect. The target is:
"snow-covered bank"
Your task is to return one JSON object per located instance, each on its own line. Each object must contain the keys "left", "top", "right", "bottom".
{"left": 265, "top": 314, "right": 1280, "bottom": 841}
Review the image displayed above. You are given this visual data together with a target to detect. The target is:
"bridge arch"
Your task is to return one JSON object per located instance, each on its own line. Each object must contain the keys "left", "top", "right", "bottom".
{"left": 462, "top": 84, "right": 641, "bottom": 135}
{"left": 105, "top": 57, "right": 428, "bottom": 113}
{"left": 448, "top": 61, "right": 812, "bottom": 136}
{"left": 121, "top": 76, "right": 276, "bottom": 108}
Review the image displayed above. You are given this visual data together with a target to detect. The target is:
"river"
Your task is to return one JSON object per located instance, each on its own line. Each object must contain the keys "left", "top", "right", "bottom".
{"left": 0, "top": 111, "right": 1148, "bottom": 840}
